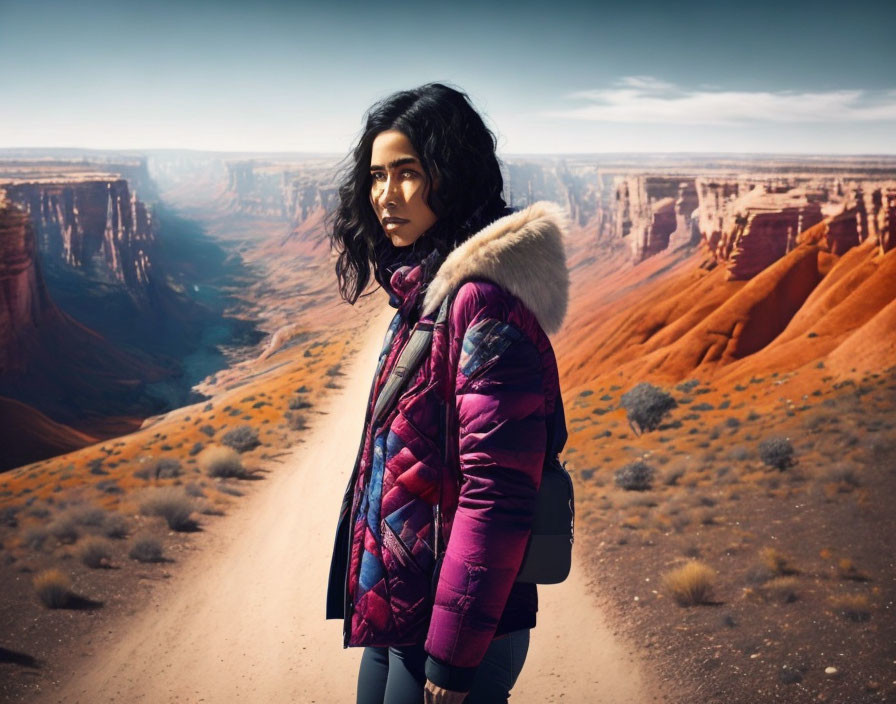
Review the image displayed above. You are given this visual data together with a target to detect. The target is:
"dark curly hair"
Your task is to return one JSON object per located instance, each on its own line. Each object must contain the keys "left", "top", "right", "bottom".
{"left": 326, "top": 82, "right": 509, "bottom": 305}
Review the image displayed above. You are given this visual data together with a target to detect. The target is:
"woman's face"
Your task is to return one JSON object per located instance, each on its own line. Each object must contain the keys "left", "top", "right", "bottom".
{"left": 369, "top": 129, "right": 439, "bottom": 247}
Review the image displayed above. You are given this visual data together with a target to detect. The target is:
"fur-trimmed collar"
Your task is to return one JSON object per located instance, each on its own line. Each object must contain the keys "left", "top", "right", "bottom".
{"left": 420, "top": 200, "right": 570, "bottom": 335}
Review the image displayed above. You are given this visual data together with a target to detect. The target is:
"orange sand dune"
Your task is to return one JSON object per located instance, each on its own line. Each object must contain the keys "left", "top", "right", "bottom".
{"left": 558, "top": 236, "right": 895, "bottom": 392}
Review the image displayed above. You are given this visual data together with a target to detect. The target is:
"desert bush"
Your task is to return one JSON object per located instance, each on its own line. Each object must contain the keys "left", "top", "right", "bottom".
{"left": 139, "top": 487, "right": 195, "bottom": 531}
{"left": 184, "top": 482, "right": 207, "bottom": 498}
{"left": 614, "top": 460, "right": 655, "bottom": 491}
{"left": 96, "top": 479, "right": 123, "bottom": 494}
{"left": 221, "top": 425, "right": 260, "bottom": 453}
{"left": 619, "top": 382, "right": 678, "bottom": 434}
{"left": 199, "top": 445, "right": 246, "bottom": 478}
{"left": 676, "top": 379, "right": 700, "bottom": 393}
{"left": 823, "top": 464, "right": 861, "bottom": 489}
{"left": 200, "top": 424, "right": 216, "bottom": 437}
{"left": 23, "top": 525, "right": 49, "bottom": 550}
{"left": 757, "top": 576, "right": 799, "bottom": 603}
{"left": 836, "top": 558, "right": 870, "bottom": 581}
{"left": 829, "top": 593, "right": 871, "bottom": 622}
{"left": 153, "top": 458, "right": 182, "bottom": 479}
{"left": 70, "top": 504, "right": 108, "bottom": 527}
{"left": 288, "top": 396, "right": 313, "bottom": 410}
{"left": 661, "top": 560, "right": 716, "bottom": 605}
{"left": 760, "top": 547, "right": 799, "bottom": 575}
{"left": 129, "top": 534, "right": 164, "bottom": 562}
{"left": 33, "top": 569, "right": 72, "bottom": 608}
{"left": 78, "top": 536, "right": 113, "bottom": 568}
{"left": 758, "top": 436, "right": 795, "bottom": 470}
{"left": 286, "top": 411, "right": 309, "bottom": 431}
{"left": 189, "top": 442, "right": 204, "bottom": 456}
{"left": 47, "top": 514, "right": 79, "bottom": 544}
{"left": 102, "top": 513, "right": 129, "bottom": 539}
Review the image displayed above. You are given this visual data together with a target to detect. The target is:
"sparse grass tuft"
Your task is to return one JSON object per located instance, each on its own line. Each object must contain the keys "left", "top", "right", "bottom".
{"left": 757, "top": 576, "right": 799, "bottom": 603}
{"left": 760, "top": 547, "right": 799, "bottom": 575}
{"left": 47, "top": 513, "right": 79, "bottom": 544}
{"left": 33, "top": 569, "right": 72, "bottom": 608}
{"left": 198, "top": 445, "right": 246, "bottom": 478}
{"left": 221, "top": 425, "right": 261, "bottom": 453}
{"left": 661, "top": 560, "right": 716, "bottom": 606}
{"left": 102, "top": 513, "right": 129, "bottom": 539}
{"left": 829, "top": 593, "right": 871, "bottom": 622}
{"left": 78, "top": 536, "right": 113, "bottom": 568}
{"left": 129, "top": 534, "right": 164, "bottom": 562}
{"left": 23, "top": 525, "right": 49, "bottom": 550}
{"left": 614, "top": 460, "right": 655, "bottom": 491}
{"left": 139, "top": 487, "right": 195, "bottom": 531}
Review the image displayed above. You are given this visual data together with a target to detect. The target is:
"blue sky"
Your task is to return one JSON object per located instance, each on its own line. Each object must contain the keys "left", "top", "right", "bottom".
{"left": 1, "top": 0, "right": 894, "bottom": 154}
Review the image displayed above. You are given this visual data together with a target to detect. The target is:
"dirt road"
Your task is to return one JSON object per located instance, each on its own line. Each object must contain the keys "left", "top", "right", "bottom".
{"left": 36, "top": 305, "right": 662, "bottom": 703}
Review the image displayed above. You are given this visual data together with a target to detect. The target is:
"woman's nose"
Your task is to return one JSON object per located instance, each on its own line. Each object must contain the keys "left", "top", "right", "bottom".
{"left": 376, "top": 175, "right": 399, "bottom": 207}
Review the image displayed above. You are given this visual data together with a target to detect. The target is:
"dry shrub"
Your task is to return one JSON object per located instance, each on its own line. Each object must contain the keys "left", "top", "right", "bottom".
{"left": 102, "top": 512, "right": 129, "bottom": 539}
{"left": 836, "top": 558, "right": 870, "bottom": 582}
{"left": 129, "top": 534, "right": 164, "bottom": 562}
{"left": 760, "top": 547, "right": 799, "bottom": 575}
{"left": 661, "top": 560, "right": 716, "bottom": 606}
{"left": 33, "top": 568, "right": 72, "bottom": 608}
{"left": 829, "top": 593, "right": 871, "bottom": 622}
{"left": 23, "top": 525, "right": 49, "bottom": 550}
{"left": 757, "top": 576, "right": 799, "bottom": 603}
{"left": 139, "top": 486, "right": 195, "bottom": 531}
{"left": 47, "top": 513, "right": 79, "bottom": 544}
{"left": 78, "top": 536, "right": 113, "bottom": 568}
{"left": 198, "top": 444, "right": 246, "bottom": 478}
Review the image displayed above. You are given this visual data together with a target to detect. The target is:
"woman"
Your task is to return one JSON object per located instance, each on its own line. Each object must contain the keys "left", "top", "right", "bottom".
{"left": 325, "top": 82, "right": 570, "bottom": 704}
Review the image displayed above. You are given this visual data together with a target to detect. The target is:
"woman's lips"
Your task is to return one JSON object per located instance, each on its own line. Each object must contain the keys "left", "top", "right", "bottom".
{"left": 383, "top": 216, "right": 408, "bottom": 229}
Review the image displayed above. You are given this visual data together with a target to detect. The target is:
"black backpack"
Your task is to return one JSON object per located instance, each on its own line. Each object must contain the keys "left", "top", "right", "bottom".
{"left": 372, "top": 289, "right": 575, "bottom": 585}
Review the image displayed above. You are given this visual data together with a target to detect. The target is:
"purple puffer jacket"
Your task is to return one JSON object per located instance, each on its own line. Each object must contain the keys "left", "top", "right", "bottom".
{"left": 326, "top": 201, "right": 570, "bottom": 691}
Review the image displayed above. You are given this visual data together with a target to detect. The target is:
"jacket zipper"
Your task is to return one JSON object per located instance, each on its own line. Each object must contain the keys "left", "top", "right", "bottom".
{"left": 342, "top": 315, "right": 402, "bottom": 648}
{"left": 343, "top": 312, "right": 421, "bottom": 648}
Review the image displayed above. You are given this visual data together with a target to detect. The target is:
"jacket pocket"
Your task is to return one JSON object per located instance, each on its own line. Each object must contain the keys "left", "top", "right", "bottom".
{"left": 380, "top": 498, "right": 435, "bottom": 635}
{"left": 381, "top": 498, "right": 435, "bottom": 577}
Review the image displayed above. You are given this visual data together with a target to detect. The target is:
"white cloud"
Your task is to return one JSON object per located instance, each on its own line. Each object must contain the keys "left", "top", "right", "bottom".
{"left": 546, "top": 77, "right": 896, "bottom": 125}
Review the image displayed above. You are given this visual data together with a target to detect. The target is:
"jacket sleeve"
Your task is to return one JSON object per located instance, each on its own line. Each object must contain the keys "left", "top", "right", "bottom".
{"left": 423, "top": 285, "right": 546, "bottom": 691}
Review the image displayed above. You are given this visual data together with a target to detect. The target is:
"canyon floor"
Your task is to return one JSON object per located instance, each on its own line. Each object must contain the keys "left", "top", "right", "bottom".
{"left": 9, "top": 305, "right": 674, "bottom": 704}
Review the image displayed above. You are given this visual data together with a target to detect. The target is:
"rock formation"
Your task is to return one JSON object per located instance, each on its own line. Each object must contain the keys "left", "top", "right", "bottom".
{"left": 0, "top": 193, "right": 56, "bottom": 373}
{"left": 223, "top": 160, "right": 339, "bottom": 222}
{"left": 614, "top": 176, "right": 699, "bottom": 261}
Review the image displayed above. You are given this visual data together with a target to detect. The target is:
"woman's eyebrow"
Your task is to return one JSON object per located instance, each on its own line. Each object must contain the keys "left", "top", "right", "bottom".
{"left": 369, "top": 157, "right": 419, "bottom": 171}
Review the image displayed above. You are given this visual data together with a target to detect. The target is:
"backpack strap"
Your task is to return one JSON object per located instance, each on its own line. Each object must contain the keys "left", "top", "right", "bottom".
{"left": 371, "top": 291, "right": 454, "bottom": 425}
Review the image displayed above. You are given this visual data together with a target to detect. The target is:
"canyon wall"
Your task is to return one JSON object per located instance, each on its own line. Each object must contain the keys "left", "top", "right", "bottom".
{"left": 2, "top": 178, "right": 157, "bottom": 300}
{"left": 0, "top": 193, "right": 56, "bottom": 373}
{"left": 219, "top": 155, "right": 896, "bottom": 280}
{"left": 614, "top": 176, "right": 700, "bottom": 261}
{"left": 223, "top": 160, "right": 339, "bottom": 223}
{"left": 695, "top": 178, "right": 896, "bottom": 279}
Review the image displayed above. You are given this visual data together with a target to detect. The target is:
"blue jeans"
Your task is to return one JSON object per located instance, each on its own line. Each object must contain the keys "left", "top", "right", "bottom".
{"left": 356, "top": 629, "right": 530, "bottom": 704}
